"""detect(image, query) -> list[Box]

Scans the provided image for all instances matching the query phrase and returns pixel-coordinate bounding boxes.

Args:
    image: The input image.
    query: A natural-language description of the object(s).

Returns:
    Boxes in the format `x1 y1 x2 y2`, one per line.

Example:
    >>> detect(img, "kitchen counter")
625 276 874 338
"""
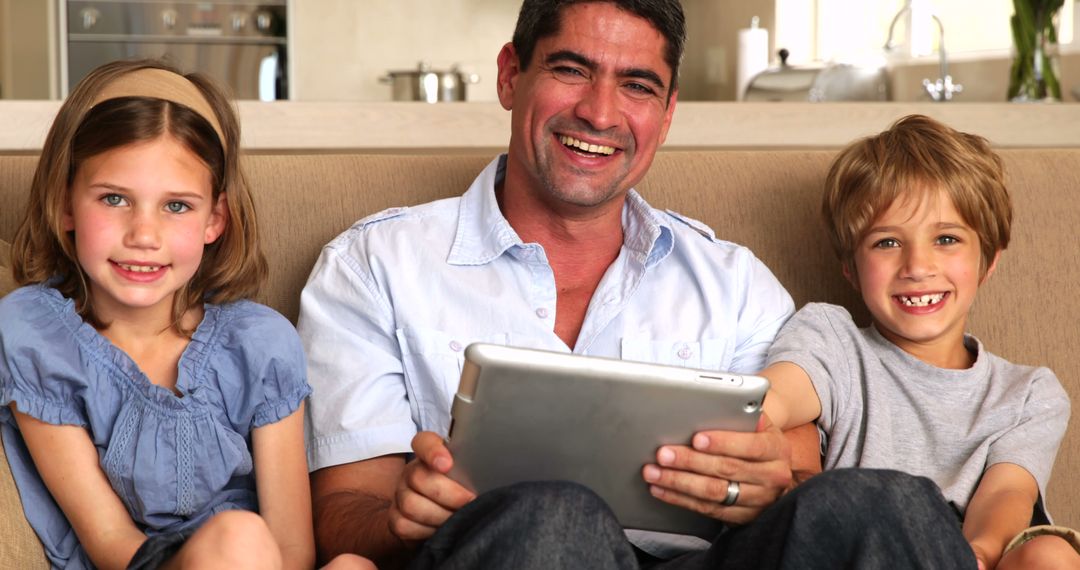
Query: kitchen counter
1 101 1077 152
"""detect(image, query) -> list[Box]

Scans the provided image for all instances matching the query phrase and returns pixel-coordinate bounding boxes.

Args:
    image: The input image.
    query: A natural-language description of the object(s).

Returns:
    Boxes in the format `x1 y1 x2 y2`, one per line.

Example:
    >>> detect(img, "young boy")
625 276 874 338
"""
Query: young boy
761 114 1079 570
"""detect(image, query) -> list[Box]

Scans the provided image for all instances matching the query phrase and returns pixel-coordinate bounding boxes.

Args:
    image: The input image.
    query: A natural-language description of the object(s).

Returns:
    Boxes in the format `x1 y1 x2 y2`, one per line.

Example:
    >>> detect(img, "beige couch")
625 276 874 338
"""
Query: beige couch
1 149 1077 567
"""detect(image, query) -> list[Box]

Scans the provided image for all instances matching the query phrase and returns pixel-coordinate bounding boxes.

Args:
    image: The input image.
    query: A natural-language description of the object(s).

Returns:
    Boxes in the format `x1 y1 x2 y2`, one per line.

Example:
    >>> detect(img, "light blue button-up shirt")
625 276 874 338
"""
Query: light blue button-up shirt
297 155 794 555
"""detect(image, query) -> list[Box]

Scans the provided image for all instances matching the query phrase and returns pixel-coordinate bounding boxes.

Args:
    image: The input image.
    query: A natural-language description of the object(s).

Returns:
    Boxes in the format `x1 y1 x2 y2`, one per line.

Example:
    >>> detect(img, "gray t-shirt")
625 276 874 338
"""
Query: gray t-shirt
767 303 1070 518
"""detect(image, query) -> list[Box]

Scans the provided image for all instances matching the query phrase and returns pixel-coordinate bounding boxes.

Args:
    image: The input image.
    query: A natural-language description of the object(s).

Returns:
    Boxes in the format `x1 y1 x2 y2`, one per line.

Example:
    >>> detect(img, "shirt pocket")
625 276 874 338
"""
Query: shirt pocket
620 337 732 371
395 327 508 435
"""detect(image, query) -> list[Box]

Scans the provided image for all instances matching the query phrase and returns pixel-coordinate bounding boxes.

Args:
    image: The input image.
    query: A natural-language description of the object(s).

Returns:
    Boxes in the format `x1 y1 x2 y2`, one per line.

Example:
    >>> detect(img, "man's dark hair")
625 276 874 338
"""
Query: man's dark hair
512 0 686 97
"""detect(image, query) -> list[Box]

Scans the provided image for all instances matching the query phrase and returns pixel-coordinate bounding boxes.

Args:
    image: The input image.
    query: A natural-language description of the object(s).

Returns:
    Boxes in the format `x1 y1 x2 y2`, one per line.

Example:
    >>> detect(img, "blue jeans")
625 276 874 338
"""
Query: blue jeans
410 469 977 570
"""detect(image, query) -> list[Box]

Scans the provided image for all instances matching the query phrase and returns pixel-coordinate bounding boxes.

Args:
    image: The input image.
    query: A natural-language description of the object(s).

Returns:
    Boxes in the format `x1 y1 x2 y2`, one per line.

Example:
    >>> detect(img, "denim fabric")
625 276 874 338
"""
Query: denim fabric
411 469 977 570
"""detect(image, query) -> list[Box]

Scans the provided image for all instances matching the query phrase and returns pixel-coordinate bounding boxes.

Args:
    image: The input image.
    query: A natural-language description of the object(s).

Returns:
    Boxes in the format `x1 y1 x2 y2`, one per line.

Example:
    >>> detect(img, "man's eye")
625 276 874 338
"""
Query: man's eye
551 66 588 83
165 201 191 214
625 82 658 97
102 194 125 207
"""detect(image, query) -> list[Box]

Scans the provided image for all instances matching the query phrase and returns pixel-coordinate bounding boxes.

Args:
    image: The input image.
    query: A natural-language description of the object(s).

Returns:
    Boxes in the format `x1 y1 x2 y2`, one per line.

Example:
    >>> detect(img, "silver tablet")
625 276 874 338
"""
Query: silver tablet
446 343 769 538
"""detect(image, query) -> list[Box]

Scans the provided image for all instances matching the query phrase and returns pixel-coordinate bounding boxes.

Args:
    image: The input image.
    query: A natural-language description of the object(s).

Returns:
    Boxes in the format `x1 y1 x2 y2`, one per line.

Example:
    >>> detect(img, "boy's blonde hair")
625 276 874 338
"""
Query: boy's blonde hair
11 59 267 333
822 114 1012 276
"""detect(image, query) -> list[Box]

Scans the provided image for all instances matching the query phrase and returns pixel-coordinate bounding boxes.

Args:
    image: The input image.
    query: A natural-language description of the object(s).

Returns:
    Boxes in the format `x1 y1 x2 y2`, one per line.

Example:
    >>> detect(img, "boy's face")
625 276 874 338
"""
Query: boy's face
846 190 999 368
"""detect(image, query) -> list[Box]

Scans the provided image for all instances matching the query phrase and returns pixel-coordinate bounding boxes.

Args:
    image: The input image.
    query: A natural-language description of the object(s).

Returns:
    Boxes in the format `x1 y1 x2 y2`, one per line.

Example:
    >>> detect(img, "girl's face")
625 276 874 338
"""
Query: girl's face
64 135 227 325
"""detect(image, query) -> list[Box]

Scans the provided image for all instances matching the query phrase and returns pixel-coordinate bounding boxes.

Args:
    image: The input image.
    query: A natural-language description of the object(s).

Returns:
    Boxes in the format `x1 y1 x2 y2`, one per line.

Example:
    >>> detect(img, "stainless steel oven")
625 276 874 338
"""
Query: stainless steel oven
61 0 288 100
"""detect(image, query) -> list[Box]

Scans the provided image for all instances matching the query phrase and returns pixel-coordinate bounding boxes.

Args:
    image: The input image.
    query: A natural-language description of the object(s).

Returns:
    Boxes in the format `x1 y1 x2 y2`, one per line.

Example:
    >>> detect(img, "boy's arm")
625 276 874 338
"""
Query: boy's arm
252 403 316 570
962 462 1039 570
11 408 146 570
760 361 822 431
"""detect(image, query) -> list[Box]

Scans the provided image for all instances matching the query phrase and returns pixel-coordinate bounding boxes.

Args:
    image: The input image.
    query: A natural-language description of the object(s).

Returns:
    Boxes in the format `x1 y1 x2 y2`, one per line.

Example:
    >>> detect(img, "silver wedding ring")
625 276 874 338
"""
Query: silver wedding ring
721 480 740 506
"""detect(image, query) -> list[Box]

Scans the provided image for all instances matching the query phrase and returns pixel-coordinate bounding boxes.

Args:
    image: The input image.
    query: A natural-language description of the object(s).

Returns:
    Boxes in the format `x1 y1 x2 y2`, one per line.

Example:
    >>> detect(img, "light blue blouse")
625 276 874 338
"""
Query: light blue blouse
0 284 311 569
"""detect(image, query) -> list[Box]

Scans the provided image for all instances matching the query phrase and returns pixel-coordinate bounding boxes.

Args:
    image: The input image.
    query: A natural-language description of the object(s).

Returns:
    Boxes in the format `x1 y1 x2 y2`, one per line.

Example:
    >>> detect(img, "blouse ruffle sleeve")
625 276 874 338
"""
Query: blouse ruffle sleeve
0 286 93 427
207 301 311 430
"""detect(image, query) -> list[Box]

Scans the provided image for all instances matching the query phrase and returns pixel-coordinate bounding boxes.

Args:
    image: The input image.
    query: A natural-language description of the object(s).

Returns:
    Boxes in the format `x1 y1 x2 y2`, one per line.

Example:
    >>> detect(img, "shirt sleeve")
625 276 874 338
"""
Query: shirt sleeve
765 303 856 432
297 235 417 471
728 249 796 374
0 287 91 427
986 366 1070 502
238 305 313 428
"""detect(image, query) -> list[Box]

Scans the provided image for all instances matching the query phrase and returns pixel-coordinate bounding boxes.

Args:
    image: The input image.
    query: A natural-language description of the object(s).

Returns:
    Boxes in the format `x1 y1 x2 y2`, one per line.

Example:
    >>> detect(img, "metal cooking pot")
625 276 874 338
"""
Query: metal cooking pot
743 49 888 102
380 62 480 102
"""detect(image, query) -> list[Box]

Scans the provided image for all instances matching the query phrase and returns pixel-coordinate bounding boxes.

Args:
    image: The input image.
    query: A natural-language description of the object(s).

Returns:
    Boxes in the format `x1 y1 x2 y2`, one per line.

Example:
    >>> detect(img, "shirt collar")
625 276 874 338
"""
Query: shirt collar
447 154 674 268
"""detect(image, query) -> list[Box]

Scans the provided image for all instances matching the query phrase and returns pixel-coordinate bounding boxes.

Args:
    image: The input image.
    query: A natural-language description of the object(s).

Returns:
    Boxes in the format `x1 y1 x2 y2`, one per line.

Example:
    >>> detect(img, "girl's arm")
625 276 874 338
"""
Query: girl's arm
759 361 822 430
963 463 1039 570
252 402 316 570
11 407 146 570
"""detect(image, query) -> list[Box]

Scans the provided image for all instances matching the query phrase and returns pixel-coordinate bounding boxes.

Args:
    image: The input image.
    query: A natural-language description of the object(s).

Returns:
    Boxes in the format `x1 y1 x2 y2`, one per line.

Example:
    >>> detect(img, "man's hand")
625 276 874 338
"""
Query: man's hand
641 413 793 524
387 431 477 542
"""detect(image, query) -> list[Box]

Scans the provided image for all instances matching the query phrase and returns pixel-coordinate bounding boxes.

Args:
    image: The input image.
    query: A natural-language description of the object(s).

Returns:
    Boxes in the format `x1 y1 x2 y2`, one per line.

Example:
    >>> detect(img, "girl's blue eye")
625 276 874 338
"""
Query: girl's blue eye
165 201 191 214
103 194 124 206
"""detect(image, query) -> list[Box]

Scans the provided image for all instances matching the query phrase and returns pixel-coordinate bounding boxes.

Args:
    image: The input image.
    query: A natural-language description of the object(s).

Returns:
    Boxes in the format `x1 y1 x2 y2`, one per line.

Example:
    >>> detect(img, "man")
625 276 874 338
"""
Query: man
298 1 978 568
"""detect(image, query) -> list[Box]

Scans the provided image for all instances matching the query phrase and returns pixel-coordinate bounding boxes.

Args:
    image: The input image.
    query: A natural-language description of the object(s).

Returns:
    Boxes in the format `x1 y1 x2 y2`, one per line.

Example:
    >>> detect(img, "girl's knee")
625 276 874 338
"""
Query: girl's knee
181 511 281 569
999 535 1080 570
321 553 377 570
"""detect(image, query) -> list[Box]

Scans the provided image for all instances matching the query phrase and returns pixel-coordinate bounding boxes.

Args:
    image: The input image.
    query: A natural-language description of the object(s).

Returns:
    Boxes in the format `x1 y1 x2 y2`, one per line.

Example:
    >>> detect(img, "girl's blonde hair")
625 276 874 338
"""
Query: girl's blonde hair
11 59 266 333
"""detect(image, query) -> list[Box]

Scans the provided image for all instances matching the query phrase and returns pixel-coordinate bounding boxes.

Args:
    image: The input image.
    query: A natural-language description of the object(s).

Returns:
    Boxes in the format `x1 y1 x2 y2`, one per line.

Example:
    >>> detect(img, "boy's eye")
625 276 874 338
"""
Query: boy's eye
102 194 127 207
873 238 900 249
936 235 960 245
165 201 191 214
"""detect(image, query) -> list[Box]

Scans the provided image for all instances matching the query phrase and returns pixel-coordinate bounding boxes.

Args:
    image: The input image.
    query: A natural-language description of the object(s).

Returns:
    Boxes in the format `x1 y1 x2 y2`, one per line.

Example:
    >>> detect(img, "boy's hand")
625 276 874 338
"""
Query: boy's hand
970 542 991 570
641 413 793 524
387 431 476 543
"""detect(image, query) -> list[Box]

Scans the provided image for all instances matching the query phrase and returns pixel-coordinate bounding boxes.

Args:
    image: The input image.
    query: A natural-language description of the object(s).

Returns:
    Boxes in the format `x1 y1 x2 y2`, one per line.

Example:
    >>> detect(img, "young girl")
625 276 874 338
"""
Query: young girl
0 60 371 570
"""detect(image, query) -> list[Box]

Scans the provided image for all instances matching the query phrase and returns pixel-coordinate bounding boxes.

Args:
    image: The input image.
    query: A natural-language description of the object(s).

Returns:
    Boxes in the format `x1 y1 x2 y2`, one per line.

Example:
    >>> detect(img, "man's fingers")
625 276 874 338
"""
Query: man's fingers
690 425 790 465
655 444 792 490
412 431 453 472
647 482 765 525
643 463 779 509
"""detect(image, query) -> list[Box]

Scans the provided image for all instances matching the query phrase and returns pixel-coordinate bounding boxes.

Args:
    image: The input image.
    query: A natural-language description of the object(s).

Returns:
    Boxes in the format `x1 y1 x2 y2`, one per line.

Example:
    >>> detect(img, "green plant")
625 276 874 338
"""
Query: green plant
1008 0 1064 100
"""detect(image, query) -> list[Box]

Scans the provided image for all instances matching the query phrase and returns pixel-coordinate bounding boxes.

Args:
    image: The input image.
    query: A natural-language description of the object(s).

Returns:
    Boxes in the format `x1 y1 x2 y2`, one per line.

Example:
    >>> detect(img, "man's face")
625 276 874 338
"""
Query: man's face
497 2 678 213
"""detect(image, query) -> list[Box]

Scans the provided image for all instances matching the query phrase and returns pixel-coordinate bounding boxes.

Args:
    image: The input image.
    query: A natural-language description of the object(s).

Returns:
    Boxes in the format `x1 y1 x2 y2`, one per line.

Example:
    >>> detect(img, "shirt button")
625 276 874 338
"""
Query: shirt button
449 340 463 352
677 346 693 360
535 308 549 319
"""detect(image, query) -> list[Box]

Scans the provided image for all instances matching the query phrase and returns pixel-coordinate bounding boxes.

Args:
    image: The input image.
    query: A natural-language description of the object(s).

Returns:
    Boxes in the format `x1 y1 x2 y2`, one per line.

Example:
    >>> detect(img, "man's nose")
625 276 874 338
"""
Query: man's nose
575 79 620 132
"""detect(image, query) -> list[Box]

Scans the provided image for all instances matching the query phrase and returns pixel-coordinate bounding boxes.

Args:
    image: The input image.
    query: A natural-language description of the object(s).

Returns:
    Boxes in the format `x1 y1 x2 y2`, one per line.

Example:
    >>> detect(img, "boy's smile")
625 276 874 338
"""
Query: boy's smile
847 190 998 369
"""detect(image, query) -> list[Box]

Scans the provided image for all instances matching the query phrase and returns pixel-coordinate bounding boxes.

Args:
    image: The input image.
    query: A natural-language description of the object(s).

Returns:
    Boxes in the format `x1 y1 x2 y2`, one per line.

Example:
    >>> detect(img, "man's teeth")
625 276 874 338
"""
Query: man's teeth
119 263 161 273
559 135 615 156
898 293 945 307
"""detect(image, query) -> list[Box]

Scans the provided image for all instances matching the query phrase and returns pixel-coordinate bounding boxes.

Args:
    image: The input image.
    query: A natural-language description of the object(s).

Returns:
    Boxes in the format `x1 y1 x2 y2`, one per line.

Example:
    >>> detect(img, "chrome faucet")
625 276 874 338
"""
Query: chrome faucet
884 2 963 102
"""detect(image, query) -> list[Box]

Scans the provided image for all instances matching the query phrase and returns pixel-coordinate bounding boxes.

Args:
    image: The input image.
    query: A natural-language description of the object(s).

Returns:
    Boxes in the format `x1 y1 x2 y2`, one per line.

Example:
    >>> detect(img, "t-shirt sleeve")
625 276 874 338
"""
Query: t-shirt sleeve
986 366 1070 501
217 303 312 428
0 287 90 427
765 303 856 432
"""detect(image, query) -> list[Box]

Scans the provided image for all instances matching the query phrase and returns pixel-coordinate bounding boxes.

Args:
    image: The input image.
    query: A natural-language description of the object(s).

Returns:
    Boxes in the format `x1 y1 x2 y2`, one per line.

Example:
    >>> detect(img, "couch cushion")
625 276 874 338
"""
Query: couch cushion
0 239 16 298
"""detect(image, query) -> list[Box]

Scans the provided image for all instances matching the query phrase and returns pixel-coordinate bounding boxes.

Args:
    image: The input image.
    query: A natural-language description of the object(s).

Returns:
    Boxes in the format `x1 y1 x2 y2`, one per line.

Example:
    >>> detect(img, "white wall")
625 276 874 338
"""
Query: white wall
291 0 518 102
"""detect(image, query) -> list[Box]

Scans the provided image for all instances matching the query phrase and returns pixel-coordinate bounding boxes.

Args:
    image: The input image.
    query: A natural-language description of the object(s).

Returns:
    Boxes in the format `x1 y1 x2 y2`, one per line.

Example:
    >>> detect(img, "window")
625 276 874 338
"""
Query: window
776 0 1076 65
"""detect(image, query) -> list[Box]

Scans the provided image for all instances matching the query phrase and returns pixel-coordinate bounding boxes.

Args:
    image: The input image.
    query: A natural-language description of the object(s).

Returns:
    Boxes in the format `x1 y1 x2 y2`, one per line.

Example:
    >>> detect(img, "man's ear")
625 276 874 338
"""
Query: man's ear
204 194 229 244
842 261 860 291
658 88 678 146
980 249 1003 284
496 42 520 111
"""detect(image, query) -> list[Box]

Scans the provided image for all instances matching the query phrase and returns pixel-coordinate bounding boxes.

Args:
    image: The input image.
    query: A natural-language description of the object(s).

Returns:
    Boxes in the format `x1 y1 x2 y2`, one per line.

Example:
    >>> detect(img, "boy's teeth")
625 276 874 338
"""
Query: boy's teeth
559 135 615 156
898 293 945 307
119 263 161 273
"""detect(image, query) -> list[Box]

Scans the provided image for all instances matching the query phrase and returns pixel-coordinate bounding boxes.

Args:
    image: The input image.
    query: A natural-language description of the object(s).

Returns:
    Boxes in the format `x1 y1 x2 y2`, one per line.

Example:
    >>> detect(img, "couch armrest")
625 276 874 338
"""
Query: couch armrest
0 433 49 568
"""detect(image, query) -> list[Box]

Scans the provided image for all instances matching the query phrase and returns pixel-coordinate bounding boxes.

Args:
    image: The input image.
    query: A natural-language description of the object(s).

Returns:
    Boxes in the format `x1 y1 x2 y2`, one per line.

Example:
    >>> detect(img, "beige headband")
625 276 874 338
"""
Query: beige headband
90 67 226 145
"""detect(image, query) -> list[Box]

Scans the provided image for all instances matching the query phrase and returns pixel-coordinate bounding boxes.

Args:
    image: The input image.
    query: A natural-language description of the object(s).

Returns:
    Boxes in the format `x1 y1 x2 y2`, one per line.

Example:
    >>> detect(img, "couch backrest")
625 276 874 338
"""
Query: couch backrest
1 149 1077 529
